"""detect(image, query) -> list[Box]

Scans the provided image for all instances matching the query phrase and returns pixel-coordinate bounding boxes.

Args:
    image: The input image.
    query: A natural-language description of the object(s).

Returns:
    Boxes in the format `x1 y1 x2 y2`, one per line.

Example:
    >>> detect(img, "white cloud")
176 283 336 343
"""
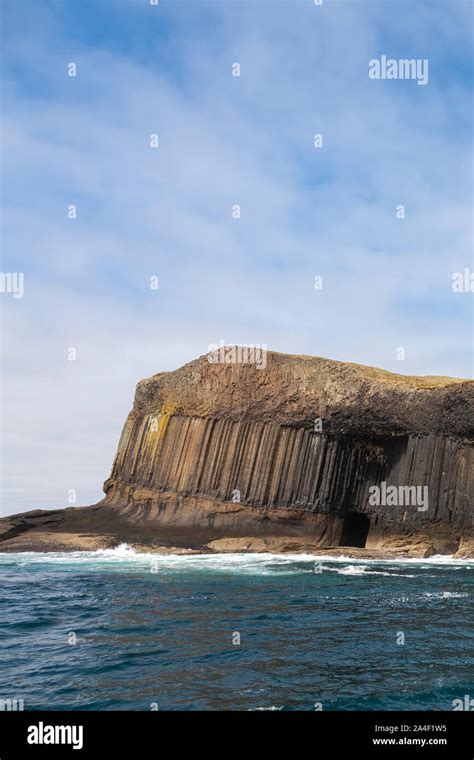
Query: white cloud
1 0 472 514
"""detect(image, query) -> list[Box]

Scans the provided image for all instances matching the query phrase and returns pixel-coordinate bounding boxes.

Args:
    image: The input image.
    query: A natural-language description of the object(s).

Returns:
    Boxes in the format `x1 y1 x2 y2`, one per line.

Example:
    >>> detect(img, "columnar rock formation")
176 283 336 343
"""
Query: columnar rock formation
102 351 473 553
1 350 472 555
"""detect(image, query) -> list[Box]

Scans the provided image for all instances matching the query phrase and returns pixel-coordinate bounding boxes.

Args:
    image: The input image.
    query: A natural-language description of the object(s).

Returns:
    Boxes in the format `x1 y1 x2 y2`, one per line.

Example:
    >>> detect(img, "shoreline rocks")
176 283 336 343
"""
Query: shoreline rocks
1 350 472 557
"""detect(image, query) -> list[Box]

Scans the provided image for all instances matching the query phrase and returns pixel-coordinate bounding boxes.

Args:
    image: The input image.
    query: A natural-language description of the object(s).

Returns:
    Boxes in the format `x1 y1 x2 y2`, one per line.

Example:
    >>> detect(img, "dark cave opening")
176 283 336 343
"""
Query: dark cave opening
340 512 370 548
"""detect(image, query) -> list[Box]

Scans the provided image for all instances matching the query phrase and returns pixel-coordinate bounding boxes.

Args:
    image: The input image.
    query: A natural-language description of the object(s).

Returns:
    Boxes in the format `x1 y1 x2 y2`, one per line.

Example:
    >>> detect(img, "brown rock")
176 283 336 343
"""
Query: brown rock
1 350 472 556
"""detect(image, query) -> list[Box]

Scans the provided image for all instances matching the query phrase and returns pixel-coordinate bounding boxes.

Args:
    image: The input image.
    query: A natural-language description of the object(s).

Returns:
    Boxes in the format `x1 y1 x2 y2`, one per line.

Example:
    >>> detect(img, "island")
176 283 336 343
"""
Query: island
1 350 472 557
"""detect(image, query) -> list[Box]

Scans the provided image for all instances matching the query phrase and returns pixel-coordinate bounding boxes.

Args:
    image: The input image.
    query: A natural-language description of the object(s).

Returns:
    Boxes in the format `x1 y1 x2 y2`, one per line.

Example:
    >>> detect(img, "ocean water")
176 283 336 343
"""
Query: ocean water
0 545 472 711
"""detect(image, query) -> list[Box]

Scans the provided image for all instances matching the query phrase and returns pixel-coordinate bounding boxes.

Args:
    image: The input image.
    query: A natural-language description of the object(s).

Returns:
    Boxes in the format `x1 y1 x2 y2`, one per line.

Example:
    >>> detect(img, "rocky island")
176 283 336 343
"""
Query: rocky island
1 350 472 557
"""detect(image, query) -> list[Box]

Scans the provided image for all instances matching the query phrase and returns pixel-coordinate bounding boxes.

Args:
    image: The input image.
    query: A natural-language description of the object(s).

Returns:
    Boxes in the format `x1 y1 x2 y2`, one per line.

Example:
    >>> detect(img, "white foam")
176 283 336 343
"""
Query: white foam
422 591 468 599
326 564 416 577
308 553 473 567
332 564 368 575
0 544 472 576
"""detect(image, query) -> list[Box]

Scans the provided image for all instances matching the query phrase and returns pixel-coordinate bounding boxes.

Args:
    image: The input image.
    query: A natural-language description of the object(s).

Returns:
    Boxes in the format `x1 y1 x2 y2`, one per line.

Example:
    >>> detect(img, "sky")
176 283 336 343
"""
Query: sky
1 0 472 515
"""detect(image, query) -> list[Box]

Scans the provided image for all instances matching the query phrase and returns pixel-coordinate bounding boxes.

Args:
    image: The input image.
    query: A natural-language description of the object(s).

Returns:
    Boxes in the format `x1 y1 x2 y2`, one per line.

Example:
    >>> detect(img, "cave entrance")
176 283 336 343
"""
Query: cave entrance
340 513 370 548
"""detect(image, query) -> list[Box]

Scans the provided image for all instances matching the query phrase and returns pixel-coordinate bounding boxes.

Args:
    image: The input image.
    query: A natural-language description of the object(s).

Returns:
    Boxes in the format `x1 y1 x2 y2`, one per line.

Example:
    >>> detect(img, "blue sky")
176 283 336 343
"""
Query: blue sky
1 0 472 514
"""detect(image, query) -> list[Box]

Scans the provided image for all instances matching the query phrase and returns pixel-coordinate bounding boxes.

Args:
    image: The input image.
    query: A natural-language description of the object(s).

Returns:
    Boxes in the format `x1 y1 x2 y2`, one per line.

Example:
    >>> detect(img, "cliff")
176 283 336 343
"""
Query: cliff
1 350 473 556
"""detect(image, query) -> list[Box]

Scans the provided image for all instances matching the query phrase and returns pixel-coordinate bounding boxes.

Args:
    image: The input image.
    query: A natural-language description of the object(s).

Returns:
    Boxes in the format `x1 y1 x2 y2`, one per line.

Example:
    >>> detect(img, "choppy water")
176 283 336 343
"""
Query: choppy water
0 545 472 710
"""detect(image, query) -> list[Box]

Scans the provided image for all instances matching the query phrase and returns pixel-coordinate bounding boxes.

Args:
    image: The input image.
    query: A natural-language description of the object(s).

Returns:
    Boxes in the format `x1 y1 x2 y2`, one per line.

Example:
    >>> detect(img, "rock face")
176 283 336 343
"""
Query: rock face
1 350 473 555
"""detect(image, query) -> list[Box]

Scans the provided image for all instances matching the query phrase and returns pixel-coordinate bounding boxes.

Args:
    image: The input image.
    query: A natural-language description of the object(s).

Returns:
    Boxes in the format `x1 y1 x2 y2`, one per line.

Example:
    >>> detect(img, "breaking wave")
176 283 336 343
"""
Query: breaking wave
0 543 472 577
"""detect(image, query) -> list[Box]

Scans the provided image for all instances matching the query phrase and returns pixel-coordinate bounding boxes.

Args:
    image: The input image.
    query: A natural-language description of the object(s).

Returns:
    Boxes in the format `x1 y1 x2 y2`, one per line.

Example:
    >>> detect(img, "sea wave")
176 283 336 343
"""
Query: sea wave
422 591 469 599
326 564 416 577
0 543 472 577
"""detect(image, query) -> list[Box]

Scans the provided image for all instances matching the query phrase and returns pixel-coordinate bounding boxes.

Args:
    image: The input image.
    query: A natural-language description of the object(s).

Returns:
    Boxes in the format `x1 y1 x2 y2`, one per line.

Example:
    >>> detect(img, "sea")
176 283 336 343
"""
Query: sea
0 546 472 711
